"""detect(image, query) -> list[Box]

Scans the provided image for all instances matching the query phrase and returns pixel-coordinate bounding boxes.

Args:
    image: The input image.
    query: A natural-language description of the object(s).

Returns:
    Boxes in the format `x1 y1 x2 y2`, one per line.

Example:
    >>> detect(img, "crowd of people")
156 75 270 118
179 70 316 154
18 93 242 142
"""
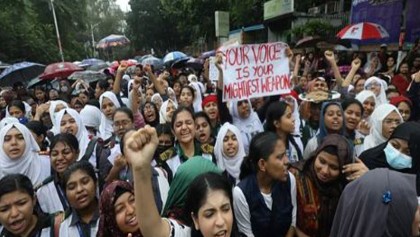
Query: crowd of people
0 43 420 237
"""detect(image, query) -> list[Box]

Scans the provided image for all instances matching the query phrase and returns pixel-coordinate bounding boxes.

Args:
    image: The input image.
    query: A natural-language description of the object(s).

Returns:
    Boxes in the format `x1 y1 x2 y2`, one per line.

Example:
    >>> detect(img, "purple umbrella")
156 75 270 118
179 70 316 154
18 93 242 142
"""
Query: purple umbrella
96 34 130 49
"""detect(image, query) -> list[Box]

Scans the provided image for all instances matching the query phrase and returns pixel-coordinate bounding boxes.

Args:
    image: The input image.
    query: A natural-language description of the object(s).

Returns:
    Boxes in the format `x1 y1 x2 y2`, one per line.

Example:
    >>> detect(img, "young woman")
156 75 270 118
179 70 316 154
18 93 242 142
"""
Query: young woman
266 101 303 163
341 99 365 157
290 134 353 237
70 97 84 113
7 100 31 122
99 91 122 140
234 132 296 237
194 112 215 146
142 101 160 127
34 86 48 104
151 93 163 111
154 124 175 164
0 174 57 237
159 99 177 124
392 62 411 96
179 86 195 111
0 122 50 185
97 180 141 237
60 161 99 236
36 133 79 214
355 90 377 125
303 102 345 159
390 95 413 122
363 104 403 151
172 79 182 102
229 99 264 154
201 94 219 129
330 168 419 237
189 82 203 112
364 76 387 106
123 126 238 237
163 107 214 178
214 122 245 185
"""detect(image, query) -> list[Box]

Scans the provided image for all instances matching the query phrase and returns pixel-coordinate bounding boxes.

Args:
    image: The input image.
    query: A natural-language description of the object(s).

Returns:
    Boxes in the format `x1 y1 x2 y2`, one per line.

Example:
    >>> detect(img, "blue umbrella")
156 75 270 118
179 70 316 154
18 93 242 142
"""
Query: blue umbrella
0 61 45 87
81 58 105 67
141 56 163 70
96 34 130 49
163 51 188 65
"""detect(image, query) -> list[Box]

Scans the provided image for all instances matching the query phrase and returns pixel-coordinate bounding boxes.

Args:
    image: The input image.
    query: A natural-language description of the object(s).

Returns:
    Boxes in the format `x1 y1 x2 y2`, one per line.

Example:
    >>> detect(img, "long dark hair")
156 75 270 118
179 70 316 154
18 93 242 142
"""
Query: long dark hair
185 172 240 237
61 161 97 191
240 132 279 180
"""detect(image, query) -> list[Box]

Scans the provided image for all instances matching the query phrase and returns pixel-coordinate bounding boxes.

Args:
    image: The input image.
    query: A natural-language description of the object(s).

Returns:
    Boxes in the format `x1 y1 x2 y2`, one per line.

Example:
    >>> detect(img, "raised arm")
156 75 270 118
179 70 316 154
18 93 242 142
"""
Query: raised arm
342 58 361 88
145 65 166 96
113 63 128 95
124 126 171 237
324 50 343 86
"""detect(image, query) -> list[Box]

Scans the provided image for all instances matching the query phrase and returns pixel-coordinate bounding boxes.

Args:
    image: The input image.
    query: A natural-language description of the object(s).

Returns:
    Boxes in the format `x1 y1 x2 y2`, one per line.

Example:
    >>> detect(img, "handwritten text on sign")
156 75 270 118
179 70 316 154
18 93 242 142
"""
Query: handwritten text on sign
220 42 290 101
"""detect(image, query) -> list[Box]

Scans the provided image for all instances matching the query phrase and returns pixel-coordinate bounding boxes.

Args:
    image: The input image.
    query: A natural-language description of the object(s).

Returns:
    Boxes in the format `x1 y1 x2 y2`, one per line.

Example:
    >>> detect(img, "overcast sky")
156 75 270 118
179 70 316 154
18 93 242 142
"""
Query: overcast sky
116 0 131 12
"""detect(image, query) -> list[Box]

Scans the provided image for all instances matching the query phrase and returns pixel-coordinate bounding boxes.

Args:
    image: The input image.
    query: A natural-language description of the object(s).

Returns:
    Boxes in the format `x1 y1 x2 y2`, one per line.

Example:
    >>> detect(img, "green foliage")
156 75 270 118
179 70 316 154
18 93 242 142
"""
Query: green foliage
291 20 336 39
0 0 126 63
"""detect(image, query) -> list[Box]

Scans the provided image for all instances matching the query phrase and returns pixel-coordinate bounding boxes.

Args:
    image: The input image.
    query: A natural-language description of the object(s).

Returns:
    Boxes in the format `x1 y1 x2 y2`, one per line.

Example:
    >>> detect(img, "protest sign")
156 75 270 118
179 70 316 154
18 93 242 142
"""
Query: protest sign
219 42 291 101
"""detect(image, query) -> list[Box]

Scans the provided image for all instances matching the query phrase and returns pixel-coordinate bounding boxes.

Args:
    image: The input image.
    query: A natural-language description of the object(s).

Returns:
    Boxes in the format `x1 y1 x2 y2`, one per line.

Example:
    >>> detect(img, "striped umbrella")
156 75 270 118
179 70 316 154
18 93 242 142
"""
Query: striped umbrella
336 22 389 40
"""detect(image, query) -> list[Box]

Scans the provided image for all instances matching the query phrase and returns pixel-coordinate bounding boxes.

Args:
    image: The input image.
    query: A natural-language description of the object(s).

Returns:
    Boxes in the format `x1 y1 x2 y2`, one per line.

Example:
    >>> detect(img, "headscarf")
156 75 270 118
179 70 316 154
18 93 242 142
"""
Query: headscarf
229 100 264 153
151 93 163 108
0 117 19 130
360 122 420 175
390 96 412 120
202 94 217 109
0 123 44 185
363 104 402 151
159 99 178 124
317 102 345 143
162 157 221 223
214 123 245 184
189 82 203 112
330 168 417 237
54 108 90 160
99 91 121 140
355 90 377 107
292 134 353 237
49 100 69 129
364 76 387 106
5 102 32 119
97 181 141 237
80 105 102 131
167 87 177 104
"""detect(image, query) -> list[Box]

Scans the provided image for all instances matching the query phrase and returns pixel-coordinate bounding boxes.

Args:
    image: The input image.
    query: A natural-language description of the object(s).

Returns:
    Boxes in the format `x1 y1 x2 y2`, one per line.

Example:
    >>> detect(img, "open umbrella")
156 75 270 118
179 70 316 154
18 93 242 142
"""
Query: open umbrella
0 61 45 87
337 22 389 40
39 62 83 80
87 62 109 71
142 56 163 70
81 58 105 67
163 51 188 66
96 34 130 49
185 57 204 70
199 50 215 60
68 70 107 83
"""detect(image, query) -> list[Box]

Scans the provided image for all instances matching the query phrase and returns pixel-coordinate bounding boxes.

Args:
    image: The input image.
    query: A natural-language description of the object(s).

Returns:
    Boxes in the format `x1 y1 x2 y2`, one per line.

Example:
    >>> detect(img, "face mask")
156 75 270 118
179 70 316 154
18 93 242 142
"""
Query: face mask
18 117 29 125
384 142 412 169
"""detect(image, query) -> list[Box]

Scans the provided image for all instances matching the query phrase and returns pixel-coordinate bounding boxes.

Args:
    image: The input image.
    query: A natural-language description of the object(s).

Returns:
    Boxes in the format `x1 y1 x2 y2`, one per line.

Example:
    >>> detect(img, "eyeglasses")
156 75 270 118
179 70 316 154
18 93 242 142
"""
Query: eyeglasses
383 119 401 125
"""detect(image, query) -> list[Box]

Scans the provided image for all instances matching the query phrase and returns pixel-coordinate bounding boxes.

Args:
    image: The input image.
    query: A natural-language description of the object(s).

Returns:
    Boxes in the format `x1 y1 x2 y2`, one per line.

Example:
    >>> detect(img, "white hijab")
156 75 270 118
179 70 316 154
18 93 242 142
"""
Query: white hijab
99 91 121 140
0 117 19 130
356 90 377 124
0 123 45 185
363 104 402 151
49 100 69 130
229 99 264 153
54 108 90 161
80 105 101 132
364 77 387 106
214 123 245 184
189 82 203 112
159 99 178 124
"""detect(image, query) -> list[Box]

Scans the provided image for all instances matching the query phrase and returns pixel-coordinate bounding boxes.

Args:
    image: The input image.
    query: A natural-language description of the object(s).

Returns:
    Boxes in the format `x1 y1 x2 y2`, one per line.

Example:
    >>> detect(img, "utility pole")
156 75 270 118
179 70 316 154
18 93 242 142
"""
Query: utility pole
50 0 65 62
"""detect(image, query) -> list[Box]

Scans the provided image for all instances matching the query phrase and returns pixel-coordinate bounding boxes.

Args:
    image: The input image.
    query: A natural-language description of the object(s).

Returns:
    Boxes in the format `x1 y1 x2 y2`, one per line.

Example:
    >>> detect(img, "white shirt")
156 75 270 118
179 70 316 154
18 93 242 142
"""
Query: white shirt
59 213 99 237
233 172 297 237
164 218 191 237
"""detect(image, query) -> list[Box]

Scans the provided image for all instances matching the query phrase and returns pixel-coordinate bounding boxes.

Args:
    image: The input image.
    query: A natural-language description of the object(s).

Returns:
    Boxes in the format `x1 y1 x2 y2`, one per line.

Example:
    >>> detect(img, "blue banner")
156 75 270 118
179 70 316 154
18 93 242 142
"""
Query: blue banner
406 0 420 43
351 0 403 44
